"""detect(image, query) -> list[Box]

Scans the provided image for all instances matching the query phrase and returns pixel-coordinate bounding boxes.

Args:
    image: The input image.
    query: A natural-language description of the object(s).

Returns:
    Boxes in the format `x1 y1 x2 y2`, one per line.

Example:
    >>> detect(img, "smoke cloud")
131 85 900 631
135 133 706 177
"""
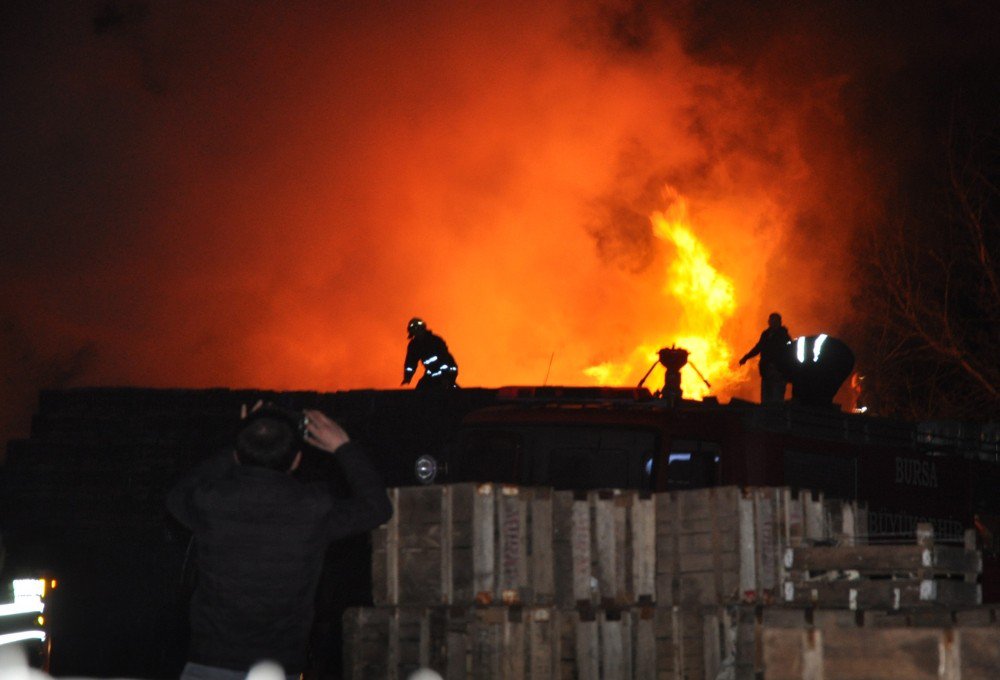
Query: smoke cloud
1 1 995 446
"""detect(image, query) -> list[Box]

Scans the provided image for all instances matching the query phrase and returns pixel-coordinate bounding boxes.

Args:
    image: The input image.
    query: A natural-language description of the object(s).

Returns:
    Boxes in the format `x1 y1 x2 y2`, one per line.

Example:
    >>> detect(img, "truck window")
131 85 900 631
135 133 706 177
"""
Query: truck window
456 429 522 484
538 426 657 490
457 424 657 490
665 440 720 490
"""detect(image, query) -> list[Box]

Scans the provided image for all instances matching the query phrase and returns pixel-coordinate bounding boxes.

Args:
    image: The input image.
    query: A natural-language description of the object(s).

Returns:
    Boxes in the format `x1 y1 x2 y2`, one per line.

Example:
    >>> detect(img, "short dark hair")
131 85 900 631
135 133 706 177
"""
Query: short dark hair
236 416 297 470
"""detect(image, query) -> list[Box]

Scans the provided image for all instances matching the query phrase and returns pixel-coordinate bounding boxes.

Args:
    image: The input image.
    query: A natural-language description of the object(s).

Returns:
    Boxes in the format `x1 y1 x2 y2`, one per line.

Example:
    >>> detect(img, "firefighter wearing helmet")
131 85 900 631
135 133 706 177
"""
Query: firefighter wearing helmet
402 317 459 390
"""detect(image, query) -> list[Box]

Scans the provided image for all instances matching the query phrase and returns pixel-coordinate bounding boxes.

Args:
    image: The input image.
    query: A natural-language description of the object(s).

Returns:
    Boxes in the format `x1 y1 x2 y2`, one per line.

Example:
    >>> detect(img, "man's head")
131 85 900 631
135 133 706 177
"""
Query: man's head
236 414 300 471
768 312 782 328
407 317 427 339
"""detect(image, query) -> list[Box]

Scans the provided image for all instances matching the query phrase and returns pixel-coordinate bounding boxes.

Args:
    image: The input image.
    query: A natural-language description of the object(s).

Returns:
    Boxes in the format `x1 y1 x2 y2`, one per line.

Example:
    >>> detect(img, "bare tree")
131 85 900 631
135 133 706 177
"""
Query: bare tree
855 125 1000 420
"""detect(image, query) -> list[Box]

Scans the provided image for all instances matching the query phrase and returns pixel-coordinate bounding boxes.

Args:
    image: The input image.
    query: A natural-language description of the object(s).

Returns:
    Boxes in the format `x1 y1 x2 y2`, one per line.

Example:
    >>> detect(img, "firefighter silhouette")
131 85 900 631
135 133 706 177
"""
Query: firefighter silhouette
739 312 792 404
402 317 459 390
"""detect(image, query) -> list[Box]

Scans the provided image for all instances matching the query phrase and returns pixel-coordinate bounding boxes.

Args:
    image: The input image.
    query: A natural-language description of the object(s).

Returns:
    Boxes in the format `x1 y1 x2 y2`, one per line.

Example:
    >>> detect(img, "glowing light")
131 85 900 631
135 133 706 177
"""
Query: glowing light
13 579 45 600
796 337 806 363
0 630 46 646
813 333 828 361
0 601 44 617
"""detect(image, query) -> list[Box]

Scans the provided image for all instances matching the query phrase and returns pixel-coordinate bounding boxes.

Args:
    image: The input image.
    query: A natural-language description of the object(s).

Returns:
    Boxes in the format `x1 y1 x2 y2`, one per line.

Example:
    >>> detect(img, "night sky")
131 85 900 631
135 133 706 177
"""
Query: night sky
2 1 998 447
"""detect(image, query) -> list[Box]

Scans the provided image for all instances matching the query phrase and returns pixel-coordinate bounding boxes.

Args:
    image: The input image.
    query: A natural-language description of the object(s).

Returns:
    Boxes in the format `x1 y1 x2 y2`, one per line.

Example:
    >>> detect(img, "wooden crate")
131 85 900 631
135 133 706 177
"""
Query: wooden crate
552 489 656 608
344 605 699 680
702 604 1000 680
448 606 559 680
782 523 982 609
373 484 555 606
344 605 558 680
655 487 857 607
762 627 1000 679
342 606 447 680
375 484 863 609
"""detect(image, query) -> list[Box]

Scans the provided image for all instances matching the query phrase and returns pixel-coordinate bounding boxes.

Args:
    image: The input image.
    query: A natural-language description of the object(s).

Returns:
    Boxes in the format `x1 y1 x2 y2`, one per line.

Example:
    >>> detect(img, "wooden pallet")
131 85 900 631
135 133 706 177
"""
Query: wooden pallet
763 627 1000 679
656 486 864 606
782 523 982 609
552 489 656 608
375 483 868 610
372 484 556 606
374 484 660 608
706 604 1000 680
345 605 720 680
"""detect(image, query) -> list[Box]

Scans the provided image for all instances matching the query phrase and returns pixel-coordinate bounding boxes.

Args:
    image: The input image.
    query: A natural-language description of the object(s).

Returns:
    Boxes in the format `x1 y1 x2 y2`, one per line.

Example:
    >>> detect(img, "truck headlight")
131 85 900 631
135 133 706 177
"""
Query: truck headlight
415 455 438 484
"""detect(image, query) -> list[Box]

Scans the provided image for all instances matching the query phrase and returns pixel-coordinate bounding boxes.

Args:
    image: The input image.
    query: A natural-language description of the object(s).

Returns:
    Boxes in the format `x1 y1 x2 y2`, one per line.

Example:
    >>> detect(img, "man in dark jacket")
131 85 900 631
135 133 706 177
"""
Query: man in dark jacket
739 312 793 404
401 317 458 390
167 406 392 679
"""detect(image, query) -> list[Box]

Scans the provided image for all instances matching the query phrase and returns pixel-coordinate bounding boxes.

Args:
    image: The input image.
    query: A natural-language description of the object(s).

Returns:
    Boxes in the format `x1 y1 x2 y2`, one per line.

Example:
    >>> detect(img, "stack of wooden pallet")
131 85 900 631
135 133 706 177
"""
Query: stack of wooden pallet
348 483 869 679
781 522 982 610
344 484 978 680
700 604 1000 679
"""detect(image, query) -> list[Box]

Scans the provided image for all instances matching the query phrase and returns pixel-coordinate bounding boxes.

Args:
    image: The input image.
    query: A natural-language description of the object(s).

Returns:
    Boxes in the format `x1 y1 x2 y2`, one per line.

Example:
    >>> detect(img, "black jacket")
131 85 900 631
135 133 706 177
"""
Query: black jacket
743 325 792 375
403 331 457 380
166 443 392 673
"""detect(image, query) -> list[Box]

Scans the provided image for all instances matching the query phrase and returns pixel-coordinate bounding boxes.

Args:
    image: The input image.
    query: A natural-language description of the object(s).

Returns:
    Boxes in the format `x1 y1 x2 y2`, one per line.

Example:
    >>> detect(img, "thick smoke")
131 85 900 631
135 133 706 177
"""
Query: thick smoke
1 1 995 447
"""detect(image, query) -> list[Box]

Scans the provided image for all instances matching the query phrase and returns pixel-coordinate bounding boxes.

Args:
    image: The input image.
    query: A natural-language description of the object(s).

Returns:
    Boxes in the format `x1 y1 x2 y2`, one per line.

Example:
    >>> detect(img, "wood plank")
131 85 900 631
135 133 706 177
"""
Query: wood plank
501 607 525 680
738 495 756 601
803 490 826 542
763 628 950 680
783 576 981 610
473 483 496 605
920 579 982 607
529 488 556 606
552 490 577 609
571 494 594 606
634 606 657 679
498 485 527 605
631 493 656 603
754 488 780 595
786 544 981 575
599 609 629 680
822 628 944 680
527 608 557 680
441 486 454 605
445 607 472 680
595 490 623 607
574 610 600 680
961 628 1000 677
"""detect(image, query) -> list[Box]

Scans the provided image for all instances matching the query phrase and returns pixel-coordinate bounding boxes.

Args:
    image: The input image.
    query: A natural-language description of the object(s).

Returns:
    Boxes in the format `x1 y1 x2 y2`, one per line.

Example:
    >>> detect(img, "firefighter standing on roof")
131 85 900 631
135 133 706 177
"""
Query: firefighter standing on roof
739 312 792 404
402 317 459 390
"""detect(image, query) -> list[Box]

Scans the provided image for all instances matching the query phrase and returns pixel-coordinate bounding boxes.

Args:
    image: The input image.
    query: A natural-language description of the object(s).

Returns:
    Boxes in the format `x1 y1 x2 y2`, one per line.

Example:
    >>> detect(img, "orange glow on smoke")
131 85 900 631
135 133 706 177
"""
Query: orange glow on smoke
0 2 890 450
584 188 739 399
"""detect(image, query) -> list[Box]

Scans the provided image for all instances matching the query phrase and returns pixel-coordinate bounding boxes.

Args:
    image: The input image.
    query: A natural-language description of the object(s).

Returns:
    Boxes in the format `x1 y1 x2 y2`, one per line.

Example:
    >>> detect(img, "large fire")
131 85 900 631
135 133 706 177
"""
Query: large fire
584 188 740 399
1 2 890 447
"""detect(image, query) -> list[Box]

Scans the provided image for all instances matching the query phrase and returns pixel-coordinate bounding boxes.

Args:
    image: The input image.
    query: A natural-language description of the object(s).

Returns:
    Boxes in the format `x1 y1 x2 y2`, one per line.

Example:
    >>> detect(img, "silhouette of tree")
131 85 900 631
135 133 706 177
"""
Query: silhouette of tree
855 121 1000 420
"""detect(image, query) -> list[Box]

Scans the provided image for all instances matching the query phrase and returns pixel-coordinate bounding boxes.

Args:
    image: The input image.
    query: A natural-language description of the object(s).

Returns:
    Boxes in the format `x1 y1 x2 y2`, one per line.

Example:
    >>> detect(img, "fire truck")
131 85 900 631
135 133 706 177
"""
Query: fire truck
386 338 1000 602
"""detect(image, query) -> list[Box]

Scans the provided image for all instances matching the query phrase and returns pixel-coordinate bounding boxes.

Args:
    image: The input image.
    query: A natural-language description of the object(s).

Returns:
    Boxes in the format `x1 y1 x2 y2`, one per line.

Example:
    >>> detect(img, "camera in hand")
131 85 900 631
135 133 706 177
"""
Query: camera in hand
242 403 308 444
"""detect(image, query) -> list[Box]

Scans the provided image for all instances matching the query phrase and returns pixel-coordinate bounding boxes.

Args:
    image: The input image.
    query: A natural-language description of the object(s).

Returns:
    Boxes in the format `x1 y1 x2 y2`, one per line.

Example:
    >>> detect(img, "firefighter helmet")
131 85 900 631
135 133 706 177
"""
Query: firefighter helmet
407 317 426 338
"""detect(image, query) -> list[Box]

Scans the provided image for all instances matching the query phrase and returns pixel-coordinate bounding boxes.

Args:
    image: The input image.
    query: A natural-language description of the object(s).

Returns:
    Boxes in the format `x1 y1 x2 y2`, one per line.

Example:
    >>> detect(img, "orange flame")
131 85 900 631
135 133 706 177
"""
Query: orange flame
584 188 739 399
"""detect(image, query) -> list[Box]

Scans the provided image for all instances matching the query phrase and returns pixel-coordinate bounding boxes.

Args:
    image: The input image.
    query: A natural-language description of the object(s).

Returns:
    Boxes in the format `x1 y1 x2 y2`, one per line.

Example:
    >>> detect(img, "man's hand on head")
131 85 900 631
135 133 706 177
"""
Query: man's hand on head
303 409 350 453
